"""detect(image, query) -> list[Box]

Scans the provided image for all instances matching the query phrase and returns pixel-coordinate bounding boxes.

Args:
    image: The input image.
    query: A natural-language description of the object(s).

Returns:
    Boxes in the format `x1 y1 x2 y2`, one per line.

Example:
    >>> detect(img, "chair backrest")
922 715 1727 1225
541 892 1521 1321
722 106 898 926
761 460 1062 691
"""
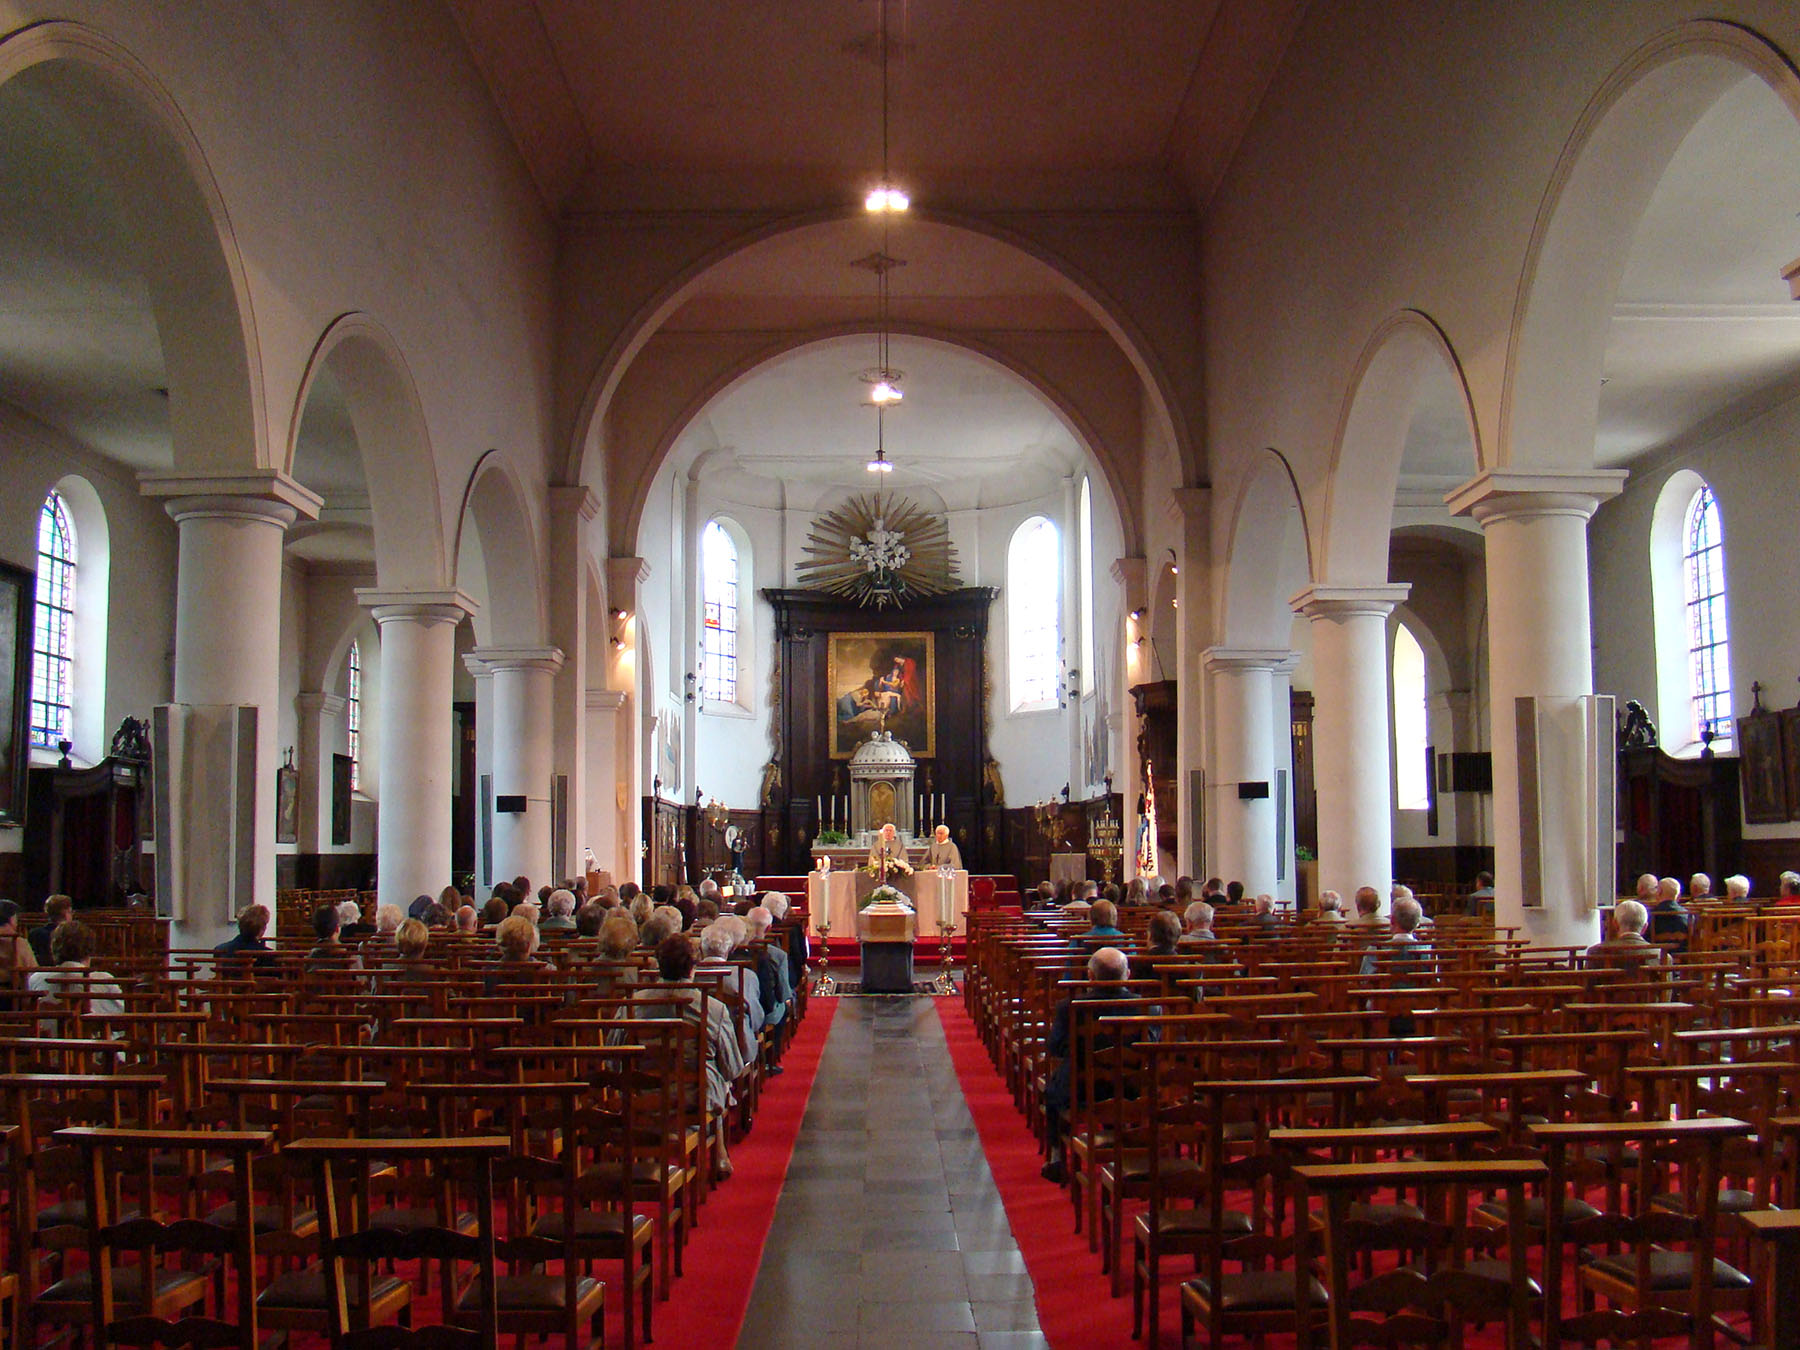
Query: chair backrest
59 1125 273 1350
1294 1157 1545 1349
284 1135 508 1350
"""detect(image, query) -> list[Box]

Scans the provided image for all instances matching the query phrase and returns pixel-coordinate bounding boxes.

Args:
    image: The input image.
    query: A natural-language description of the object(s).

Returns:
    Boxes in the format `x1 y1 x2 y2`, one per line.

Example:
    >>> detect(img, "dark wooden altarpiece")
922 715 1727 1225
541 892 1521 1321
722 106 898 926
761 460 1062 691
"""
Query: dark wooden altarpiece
763 587 997 876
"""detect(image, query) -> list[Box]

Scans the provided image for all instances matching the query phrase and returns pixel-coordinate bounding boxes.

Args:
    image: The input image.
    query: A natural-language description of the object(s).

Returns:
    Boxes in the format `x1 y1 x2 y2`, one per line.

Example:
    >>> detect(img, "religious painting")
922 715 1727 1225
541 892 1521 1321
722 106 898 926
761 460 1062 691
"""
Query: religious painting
0 561 31 827
1738 709 1787 825
331 753 354 846
828 630 935 759
1781 708 1800 822
275 756 299 845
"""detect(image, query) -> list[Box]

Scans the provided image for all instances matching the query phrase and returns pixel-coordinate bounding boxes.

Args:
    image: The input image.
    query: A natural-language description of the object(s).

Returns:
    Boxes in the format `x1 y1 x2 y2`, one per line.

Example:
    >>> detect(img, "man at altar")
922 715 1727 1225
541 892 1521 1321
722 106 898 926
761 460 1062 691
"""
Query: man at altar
866 822 914 878
923 824 962 871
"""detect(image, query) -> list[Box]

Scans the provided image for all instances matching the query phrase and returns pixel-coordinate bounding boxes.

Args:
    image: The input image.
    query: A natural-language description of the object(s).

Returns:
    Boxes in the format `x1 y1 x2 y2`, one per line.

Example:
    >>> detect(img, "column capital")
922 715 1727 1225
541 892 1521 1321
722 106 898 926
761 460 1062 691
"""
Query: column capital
606 556 650 615
1111 556 1146 611
1290 583 1410 620
356 588 477 627
1444 468 1626 525
1203 646 1296 675
140 469 323 528
587 688 628 713
548 484 600 523
469 644 565 676
295 690 348 718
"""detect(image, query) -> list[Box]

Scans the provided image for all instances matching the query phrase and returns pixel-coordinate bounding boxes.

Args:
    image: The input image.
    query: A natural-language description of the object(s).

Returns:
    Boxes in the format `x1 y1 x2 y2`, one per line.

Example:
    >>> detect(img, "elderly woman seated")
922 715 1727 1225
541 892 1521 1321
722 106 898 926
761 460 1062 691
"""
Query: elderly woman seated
696 915 763 1041
29 920 125 1033
483 913 549 993
625 934 748 1177
591 914 644 996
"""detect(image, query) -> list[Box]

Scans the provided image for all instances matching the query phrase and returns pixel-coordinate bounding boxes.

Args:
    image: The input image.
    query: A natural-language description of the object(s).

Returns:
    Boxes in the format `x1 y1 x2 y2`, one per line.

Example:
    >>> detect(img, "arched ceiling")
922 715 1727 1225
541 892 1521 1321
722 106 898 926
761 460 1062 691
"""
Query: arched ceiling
671 333 1086 513
449 0 1307 215
1597 73 1800 466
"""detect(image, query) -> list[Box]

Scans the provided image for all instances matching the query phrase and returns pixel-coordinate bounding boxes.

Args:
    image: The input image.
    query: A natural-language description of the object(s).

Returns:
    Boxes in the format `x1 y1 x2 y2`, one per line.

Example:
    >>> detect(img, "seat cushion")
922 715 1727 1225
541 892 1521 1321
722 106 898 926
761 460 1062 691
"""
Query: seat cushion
1584 1250 1752 1292
458 1274 603 1313
36 1200 141 1230
205 1202 317 1236
530 1211 654 1245
1475 1195 1600 1227
41 1267 209 1308
1183 1269 1329 1313
257 1270 410 1310
1137 1207 1254 1239
1649 1189 1760 1216
369 1206 476 1234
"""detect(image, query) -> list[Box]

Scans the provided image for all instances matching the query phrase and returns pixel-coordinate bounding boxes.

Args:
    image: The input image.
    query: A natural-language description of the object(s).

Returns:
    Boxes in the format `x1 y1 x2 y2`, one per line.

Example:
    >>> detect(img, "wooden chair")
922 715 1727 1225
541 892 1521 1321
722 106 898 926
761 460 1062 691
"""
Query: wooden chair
285 1135 507 1350
58 1125 273 1350
1293 1157 1544 1349
1530 1116 1752 1349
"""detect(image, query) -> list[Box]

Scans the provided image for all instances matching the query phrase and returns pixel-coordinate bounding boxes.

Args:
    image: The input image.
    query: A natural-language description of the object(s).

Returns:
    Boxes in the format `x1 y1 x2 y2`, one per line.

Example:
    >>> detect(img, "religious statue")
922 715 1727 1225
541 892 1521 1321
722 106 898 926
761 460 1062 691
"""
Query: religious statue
982 755 1005 806
758 757 782 808
1618 700 1658 750
110 716 151 762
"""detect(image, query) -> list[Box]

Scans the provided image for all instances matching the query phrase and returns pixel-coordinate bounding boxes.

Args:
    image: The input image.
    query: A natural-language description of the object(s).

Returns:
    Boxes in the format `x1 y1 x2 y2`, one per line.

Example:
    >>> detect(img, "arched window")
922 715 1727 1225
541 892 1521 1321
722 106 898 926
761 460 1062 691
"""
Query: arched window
1683 484 1732 746
346 641 363 791
1392 623 1429 811
1077 477 1095 696
1008 515 1061 711
700 519 740 705
30 491 76 749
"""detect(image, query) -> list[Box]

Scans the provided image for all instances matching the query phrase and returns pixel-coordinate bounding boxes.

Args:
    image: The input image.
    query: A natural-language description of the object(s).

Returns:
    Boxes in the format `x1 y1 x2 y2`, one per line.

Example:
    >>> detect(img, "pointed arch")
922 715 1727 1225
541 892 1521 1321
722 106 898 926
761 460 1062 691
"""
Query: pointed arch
454 451 547 646
1220 447 1313 650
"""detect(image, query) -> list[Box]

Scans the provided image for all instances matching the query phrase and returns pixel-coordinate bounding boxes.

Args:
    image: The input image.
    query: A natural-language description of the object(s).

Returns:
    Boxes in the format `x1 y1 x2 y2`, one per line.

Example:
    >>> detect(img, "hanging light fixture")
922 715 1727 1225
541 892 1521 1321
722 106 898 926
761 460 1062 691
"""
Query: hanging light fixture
866 403 895 474
864 0 908 214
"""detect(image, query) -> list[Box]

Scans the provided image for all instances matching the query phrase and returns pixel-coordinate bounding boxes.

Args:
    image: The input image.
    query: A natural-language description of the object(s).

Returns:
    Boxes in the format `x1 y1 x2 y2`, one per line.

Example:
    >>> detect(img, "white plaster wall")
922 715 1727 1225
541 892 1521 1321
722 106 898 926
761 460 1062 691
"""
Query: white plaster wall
0 401 178 854
1590 390 1800 846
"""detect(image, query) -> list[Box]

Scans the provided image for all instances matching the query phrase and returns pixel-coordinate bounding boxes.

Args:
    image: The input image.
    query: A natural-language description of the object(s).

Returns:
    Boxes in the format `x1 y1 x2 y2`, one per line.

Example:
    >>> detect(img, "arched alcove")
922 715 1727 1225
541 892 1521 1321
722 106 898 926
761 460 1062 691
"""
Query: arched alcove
1504 21 1800 470
0 22 264 474
454 452 547 647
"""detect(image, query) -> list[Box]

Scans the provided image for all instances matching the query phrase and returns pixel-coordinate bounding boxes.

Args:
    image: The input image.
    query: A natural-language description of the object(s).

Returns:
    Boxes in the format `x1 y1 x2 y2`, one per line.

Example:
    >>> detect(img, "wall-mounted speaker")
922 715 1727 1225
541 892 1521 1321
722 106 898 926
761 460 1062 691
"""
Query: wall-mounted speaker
495 794 527 814
1237 781 1270 800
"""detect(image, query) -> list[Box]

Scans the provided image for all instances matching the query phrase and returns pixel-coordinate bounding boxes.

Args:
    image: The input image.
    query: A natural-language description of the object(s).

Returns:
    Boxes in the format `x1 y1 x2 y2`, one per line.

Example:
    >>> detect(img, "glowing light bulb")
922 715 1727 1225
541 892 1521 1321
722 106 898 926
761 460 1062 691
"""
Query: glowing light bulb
870 380 903 404
865 184 910 212
866 455 895 474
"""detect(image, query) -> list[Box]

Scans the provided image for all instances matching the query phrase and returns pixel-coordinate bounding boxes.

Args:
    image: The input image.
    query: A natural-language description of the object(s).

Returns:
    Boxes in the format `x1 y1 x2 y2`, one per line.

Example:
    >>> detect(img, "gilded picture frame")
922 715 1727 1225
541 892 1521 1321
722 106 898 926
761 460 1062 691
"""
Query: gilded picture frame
828 630 935 759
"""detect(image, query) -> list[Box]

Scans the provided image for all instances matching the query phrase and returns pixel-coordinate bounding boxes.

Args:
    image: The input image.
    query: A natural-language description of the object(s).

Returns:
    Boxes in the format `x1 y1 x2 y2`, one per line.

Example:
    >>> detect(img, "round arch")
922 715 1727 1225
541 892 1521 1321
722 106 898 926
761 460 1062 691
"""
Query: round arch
0 21 265 472
567 207 1190 518
1503 20 1800 469
454 451 547 647
616 323 1138 557
1320 311 1480 587
1219 447 1314 650
287 314 448 590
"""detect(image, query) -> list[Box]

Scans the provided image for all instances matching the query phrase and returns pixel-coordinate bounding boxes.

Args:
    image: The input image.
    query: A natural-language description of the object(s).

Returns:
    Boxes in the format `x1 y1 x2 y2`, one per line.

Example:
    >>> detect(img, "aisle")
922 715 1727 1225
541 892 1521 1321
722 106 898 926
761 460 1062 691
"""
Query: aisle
739 996 1046 1349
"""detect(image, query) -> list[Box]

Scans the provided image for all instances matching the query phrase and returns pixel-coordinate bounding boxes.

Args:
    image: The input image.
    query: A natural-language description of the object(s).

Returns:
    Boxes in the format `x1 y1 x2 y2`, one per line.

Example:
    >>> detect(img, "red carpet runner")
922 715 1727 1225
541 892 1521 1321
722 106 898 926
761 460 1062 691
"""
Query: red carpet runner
936 995 1147 1349
655 997 838 1347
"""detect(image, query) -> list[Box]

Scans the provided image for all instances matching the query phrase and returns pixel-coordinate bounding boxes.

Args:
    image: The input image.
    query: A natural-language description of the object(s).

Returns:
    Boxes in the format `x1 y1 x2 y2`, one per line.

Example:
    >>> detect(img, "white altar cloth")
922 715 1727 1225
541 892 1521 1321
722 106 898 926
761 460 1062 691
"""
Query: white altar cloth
806 868 967 938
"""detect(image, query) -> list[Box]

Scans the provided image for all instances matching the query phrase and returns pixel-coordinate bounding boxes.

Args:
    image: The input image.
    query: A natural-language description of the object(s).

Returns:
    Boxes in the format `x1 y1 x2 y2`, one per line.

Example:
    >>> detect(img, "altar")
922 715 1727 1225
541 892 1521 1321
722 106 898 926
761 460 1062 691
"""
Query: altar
806 864 968 938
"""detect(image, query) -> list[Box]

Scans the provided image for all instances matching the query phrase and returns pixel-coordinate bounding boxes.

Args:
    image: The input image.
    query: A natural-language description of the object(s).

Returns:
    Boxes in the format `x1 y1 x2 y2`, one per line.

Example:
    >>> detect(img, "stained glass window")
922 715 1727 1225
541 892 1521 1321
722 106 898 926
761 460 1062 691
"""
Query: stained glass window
1683 484 1731 746
1392 624 1429 810
347 641 363 791
30 492 76 750
701 520 739 704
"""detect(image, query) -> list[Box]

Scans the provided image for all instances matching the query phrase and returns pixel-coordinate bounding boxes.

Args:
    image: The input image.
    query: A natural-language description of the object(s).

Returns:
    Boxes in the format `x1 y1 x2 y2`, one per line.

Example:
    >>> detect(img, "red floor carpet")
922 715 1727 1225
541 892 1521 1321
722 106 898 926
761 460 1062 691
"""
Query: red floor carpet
936 996 1152 1349
653 997 838 1347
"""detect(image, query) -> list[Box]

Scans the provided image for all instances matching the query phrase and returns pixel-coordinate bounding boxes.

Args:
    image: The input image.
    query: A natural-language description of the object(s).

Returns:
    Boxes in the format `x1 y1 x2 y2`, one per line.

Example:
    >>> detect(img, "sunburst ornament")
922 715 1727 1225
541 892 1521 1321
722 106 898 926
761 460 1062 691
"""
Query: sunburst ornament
798 491 959 609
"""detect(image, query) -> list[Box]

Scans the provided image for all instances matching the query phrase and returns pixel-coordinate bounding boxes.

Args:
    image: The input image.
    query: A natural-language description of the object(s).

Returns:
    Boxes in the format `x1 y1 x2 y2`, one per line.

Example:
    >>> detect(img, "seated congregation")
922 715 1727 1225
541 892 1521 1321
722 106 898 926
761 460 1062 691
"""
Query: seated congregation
0 875 812 1350
958 865 1800 1347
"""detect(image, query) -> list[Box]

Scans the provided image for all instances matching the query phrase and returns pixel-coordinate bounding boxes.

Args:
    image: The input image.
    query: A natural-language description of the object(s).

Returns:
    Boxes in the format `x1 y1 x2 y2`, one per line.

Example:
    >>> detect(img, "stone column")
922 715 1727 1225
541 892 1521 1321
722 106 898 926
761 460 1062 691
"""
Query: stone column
547 486 598 882
141 471 320 942
607 557 650 881
1291 584 1410 911
356 590 474 911
463 656 495 890
293 690 346 854
470 646 565 890
1113 556 1148 878
1171 488 1212 876
1205 649 1289 896
1447 469 1624 946
586 689 628 881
